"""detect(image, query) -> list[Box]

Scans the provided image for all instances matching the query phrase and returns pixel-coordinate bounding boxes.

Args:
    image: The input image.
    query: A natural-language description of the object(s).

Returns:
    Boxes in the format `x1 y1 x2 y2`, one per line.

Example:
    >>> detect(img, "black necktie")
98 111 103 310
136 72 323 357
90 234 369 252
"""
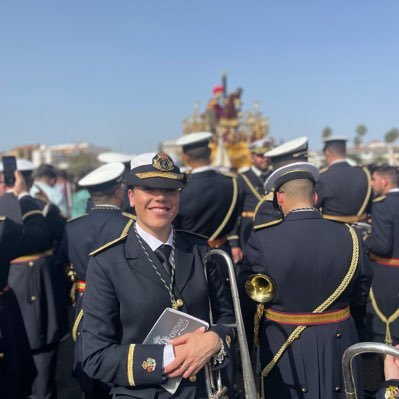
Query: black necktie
154 245 172 276
261 172 269 182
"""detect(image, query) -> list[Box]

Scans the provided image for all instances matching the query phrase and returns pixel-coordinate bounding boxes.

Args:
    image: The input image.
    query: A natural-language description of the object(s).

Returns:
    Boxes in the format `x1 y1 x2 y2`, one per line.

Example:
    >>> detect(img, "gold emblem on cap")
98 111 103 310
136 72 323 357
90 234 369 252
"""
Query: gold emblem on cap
153 152 174 172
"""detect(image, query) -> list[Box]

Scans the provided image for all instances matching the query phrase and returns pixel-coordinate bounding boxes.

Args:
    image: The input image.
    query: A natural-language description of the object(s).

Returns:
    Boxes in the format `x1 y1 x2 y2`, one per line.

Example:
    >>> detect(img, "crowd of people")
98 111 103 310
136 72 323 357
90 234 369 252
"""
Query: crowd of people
1 132 399 399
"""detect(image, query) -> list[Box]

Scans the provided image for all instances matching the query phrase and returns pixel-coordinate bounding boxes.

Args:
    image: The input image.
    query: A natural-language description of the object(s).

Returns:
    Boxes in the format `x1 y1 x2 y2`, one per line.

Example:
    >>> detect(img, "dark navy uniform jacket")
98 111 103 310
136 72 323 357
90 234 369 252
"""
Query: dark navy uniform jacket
0 197 52 399
56 207 134 285
55 206 134 393
230 168 267 249
81 228 234 399
241 210 371 399
365 192 399 344
8 196 69 351
315 161 371 218
173 170 240 247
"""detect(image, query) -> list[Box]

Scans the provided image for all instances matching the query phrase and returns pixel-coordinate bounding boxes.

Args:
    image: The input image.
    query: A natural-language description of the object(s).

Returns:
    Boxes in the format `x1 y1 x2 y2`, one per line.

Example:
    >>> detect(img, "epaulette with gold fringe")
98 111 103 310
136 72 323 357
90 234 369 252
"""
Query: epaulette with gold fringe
90 219 133 256
373 195 386 203
174 229 208 240
253 218 283 231
67 213 88 223
122 212 137 220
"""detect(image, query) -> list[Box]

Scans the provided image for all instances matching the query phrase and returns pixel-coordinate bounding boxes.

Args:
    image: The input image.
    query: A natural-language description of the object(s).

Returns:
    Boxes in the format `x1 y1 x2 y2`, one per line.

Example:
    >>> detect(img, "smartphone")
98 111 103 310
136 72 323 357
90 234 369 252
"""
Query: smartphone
2 156 17 186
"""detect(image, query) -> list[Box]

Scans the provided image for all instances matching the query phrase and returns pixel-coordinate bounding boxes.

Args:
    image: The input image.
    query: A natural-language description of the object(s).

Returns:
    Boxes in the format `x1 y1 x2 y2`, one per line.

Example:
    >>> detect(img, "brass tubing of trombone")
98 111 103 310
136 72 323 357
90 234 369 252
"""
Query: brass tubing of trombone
204 249 258 399
342 342 399 399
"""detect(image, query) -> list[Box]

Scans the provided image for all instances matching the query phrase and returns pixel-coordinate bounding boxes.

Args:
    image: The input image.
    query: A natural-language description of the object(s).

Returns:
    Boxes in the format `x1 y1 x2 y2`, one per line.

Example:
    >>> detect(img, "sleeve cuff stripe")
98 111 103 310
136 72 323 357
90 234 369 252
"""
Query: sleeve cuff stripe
127 344 136 386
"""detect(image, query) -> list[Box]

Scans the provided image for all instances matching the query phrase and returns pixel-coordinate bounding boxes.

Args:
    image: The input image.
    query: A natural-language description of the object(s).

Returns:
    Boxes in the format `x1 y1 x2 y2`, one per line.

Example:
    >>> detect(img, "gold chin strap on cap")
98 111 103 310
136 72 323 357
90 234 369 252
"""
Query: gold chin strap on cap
369 287 399 345
259 224 359 399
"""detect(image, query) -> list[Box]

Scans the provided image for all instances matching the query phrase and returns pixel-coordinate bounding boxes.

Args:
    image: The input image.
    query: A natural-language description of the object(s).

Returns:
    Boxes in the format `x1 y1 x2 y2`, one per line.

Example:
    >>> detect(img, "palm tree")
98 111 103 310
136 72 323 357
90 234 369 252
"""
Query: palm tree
354 124 367 147
322 126 332 140
384 128 399 145
384 128 399 165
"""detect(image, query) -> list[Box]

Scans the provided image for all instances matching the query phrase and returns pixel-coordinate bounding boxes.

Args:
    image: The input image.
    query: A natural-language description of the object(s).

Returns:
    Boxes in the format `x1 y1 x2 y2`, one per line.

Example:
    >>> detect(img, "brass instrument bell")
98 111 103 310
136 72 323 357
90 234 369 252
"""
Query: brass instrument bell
245 273 275 303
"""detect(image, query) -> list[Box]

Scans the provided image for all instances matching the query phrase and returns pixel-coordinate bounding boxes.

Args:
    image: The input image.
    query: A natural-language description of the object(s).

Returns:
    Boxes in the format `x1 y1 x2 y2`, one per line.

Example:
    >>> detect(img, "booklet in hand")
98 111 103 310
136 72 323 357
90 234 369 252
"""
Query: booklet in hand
144 308 209 394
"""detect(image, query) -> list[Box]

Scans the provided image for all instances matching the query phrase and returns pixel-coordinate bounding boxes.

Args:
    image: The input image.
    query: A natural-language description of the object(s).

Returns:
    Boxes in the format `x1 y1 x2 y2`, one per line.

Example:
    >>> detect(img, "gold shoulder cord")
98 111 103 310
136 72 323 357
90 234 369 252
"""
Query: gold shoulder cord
259 224 359 398
357 167 372 217
240 173 262 202
253 192 274 223
208 177 238 242
72 309 84 342
369 287 399 345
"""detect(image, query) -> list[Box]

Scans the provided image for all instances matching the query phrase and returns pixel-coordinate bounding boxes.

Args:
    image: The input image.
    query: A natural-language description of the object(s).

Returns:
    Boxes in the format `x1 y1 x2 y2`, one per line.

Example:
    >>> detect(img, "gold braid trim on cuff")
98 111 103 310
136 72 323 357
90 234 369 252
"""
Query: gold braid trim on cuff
127 344 136 386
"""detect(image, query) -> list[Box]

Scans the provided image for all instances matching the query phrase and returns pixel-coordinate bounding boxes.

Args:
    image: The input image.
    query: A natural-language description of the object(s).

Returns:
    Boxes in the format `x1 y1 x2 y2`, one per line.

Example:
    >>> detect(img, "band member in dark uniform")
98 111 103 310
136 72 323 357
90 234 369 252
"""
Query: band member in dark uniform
56 162 135 399
81 152 234 399
229 138 272 352
241 162 371 399
173 132 240 253
359 165 399 395
316 136 372 223
231 138 272 259
3 159 68 399
253 136 309 227
0 170 53 399
365 164 399 345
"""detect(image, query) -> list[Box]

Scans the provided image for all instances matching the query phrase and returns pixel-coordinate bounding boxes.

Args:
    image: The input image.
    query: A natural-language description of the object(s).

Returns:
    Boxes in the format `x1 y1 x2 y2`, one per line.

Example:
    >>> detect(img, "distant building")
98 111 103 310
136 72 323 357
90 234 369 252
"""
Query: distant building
347 140 399 165
3 142 109 170
311 140 399 167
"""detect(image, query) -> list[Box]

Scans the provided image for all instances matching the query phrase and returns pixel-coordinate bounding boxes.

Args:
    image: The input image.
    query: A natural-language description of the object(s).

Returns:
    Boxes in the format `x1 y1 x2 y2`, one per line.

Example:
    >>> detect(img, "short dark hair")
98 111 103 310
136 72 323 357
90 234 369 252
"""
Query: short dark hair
185 146 211 162
34 164 58 179
89 183 122 204
374 164 399 186
324 142 346 157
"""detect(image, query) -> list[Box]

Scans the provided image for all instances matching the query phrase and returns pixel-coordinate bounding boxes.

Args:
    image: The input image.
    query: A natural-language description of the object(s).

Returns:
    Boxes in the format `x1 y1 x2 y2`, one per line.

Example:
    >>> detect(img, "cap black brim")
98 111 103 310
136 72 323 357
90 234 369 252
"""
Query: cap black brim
125 175 186 190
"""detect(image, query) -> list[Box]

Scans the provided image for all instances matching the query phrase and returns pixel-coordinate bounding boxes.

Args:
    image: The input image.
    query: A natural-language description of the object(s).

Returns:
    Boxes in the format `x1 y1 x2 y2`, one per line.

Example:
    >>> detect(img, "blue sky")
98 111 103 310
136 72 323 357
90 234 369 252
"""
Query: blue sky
1 1 398 153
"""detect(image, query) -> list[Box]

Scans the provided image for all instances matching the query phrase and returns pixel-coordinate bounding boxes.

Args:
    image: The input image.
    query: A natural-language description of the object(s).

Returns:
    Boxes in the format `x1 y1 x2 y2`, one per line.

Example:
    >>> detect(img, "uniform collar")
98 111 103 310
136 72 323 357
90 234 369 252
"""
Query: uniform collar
284 208 322 221
91 204 120 211
135 221 173 251
329 159 349 167
251 166 262 177
191 165 215 174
